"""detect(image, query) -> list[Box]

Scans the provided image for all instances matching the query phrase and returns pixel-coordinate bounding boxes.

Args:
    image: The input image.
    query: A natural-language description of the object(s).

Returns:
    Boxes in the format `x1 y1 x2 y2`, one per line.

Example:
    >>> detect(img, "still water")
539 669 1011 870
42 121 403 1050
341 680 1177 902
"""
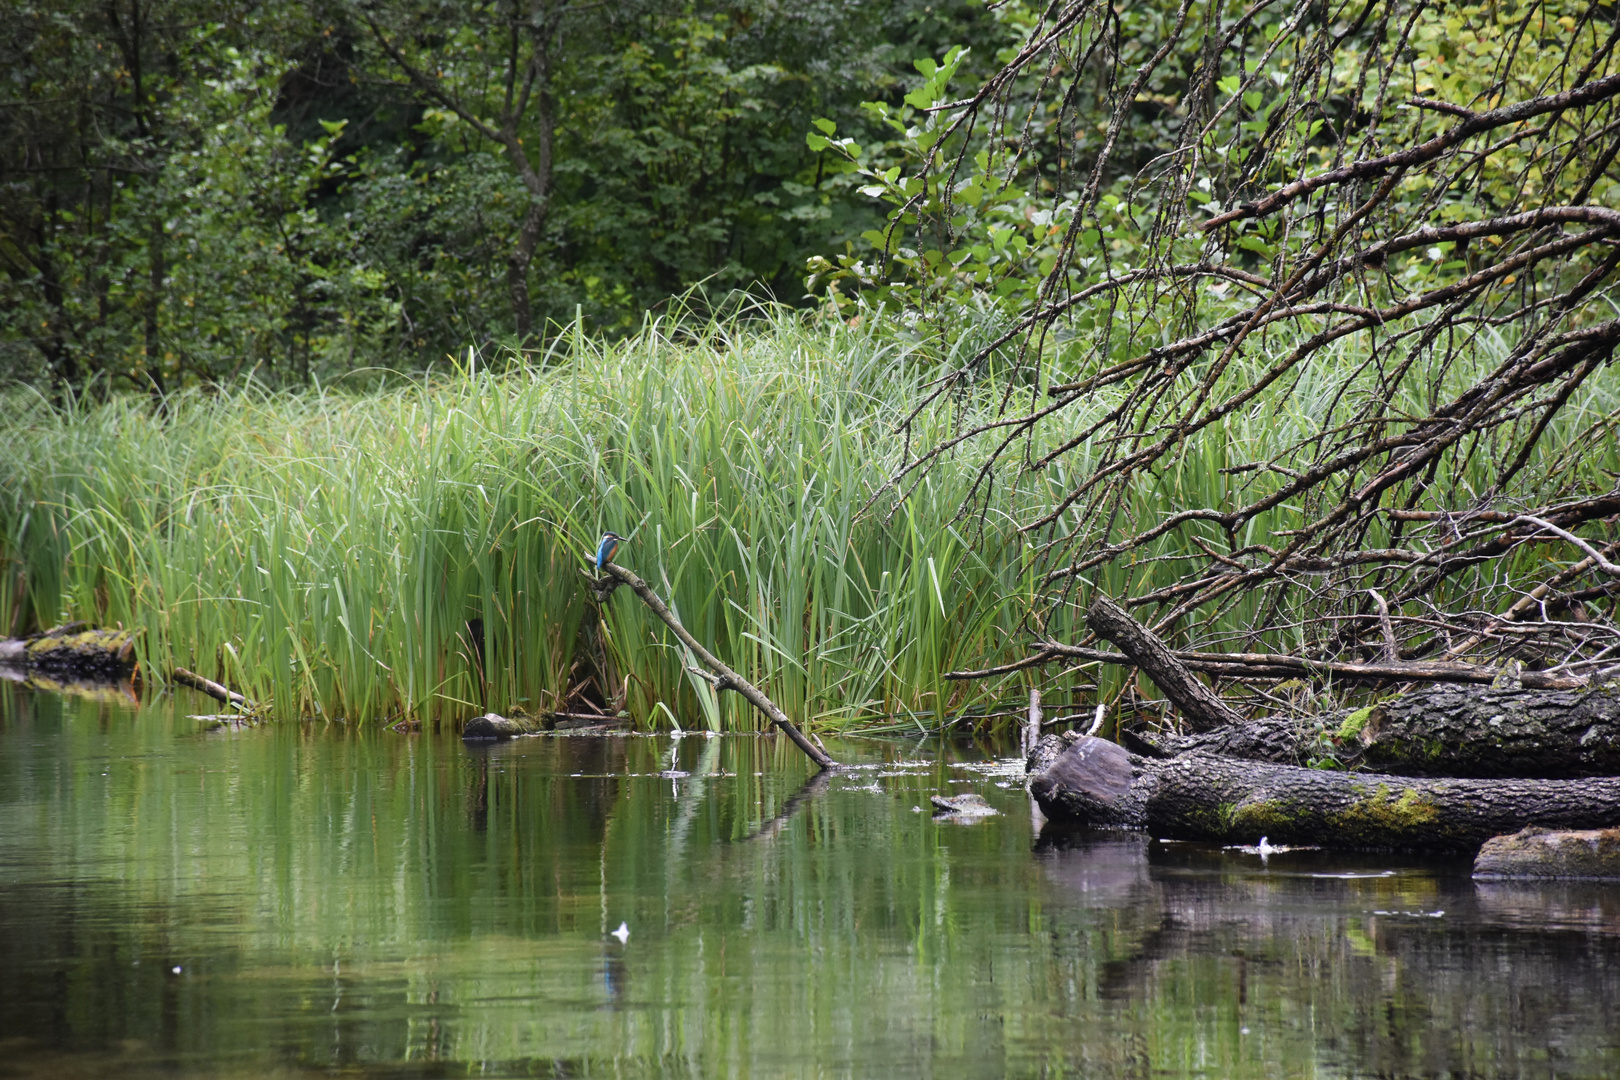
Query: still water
1 684 1617 1078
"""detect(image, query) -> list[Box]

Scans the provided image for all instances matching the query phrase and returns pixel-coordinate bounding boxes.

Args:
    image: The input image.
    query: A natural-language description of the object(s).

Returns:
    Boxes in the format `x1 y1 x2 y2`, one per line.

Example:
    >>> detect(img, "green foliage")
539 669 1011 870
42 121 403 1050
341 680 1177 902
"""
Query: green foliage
4 306 1616 726
1 0 1002 387
803 0 1618 332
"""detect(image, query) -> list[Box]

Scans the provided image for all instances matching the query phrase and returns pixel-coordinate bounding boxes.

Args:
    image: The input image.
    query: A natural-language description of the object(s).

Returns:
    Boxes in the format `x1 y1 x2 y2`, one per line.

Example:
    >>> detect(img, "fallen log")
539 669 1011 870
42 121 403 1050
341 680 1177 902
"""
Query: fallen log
461 710 629 739
1131 682 1620 778
462 712 544 739
0 625 136 680
1029 733 1620 851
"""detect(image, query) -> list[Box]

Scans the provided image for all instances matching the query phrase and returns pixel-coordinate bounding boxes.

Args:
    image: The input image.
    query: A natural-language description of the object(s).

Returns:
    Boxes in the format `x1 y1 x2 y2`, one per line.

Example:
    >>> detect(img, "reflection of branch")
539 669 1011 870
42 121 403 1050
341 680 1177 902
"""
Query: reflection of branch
744 769 835 843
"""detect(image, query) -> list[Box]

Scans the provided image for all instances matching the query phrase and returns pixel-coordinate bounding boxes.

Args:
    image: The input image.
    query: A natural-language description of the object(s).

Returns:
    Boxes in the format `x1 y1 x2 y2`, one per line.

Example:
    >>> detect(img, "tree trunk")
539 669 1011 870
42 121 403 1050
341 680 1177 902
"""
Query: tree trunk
499 23 555 345
360 8 557 346
1029 734 1620 851
1132 683 1620 778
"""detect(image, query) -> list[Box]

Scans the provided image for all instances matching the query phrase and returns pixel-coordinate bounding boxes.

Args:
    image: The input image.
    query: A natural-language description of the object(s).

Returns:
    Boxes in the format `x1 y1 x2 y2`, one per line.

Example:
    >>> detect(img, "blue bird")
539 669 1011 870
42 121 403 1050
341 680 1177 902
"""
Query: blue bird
595 531 625 570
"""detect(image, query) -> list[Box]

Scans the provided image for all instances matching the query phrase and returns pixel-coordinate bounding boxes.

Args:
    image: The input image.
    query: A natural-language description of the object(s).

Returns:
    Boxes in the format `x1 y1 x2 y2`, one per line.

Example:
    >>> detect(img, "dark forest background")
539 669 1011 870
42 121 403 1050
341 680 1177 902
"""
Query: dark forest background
1 0 1015 390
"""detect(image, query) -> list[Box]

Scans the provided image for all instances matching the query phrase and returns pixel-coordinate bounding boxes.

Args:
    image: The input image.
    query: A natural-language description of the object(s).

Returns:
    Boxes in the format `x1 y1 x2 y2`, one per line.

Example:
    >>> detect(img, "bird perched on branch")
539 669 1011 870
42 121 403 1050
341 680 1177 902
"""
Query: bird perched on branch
595 531 625 570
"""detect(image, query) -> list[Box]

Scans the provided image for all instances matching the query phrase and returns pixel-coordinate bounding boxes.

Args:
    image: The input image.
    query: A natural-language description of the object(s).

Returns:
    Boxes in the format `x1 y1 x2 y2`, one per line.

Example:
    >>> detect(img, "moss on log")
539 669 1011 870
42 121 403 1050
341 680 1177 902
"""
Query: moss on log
1473 826 1620 880
1029 734 1620 851
0 625 136 680
462 713 546 739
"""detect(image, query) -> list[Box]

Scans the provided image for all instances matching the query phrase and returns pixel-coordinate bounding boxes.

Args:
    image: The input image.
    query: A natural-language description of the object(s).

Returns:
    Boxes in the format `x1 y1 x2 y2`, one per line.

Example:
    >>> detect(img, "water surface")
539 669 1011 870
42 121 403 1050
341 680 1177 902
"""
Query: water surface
1 685 1617 1078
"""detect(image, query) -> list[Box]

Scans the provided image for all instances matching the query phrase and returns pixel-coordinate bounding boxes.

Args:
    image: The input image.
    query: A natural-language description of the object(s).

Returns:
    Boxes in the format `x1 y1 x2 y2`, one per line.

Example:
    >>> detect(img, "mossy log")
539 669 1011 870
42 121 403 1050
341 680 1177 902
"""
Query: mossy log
462 712 547 739
1132 683 1620 778
1029 734 1620 851
461 711 628 739
0 625 136 680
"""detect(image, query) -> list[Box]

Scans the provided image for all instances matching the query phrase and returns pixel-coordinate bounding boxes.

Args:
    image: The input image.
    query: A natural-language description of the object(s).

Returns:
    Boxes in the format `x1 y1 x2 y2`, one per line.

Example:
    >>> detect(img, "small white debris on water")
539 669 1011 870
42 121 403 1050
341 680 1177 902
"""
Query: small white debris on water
172 966 182 974
948 758 1027 779
611 922 630 943
1373 910 1445 918
1225 838 1316 855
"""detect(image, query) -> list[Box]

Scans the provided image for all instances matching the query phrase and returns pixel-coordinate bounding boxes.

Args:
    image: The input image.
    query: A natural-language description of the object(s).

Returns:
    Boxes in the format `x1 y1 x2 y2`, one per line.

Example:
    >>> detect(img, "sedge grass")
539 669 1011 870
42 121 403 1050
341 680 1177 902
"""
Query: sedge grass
0 310 1066 728
1 306 1615 730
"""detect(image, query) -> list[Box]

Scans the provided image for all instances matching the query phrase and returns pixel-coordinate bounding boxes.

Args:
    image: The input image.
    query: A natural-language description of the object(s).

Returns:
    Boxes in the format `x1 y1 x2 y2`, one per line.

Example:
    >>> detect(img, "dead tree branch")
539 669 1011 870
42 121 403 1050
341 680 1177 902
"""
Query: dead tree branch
594 563 837 770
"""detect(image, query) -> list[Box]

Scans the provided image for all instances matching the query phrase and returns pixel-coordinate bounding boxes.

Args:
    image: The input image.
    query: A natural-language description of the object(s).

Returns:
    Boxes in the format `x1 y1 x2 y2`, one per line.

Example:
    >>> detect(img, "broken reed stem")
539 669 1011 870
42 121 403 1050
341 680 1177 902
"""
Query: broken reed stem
594 562 838 770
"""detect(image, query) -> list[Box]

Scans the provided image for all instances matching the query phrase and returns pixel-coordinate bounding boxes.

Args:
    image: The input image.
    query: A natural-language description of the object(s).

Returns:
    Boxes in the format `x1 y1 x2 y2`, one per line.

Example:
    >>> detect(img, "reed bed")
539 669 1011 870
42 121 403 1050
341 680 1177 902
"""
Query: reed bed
1 307 1614 730
0 311 1050 728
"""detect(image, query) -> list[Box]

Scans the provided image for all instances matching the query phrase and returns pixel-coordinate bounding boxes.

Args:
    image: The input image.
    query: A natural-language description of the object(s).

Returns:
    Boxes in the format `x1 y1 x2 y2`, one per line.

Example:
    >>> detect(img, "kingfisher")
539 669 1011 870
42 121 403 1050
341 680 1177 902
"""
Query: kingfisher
595 531 625 570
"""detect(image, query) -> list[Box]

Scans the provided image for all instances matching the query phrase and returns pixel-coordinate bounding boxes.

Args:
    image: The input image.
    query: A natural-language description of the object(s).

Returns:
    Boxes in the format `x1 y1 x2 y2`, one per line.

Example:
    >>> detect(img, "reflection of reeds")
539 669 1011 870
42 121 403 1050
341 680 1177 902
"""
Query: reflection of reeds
1 307 1614 729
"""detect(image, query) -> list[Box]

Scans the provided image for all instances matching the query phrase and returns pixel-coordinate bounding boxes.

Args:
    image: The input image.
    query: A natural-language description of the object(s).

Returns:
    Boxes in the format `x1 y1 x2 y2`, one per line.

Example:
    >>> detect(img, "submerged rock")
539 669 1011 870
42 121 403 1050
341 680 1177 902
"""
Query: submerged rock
1473 826 1620 880
930 792 999 818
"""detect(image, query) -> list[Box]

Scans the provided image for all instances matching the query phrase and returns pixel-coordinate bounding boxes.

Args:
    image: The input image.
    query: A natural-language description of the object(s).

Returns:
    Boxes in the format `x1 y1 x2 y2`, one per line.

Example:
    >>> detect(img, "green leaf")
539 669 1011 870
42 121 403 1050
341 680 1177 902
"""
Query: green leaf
1237 235 1275 258
812 117 836 135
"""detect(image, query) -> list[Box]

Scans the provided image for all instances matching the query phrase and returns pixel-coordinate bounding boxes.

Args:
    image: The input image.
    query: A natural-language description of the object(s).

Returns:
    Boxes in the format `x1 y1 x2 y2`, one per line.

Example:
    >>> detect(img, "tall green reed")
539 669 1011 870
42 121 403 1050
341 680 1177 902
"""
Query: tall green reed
2 306 1614 728
0 310 1065 727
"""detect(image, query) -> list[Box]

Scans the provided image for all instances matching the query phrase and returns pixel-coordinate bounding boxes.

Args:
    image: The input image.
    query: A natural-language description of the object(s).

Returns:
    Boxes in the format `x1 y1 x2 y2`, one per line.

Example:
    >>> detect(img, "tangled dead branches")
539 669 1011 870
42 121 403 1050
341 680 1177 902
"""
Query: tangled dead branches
892 0 1620 685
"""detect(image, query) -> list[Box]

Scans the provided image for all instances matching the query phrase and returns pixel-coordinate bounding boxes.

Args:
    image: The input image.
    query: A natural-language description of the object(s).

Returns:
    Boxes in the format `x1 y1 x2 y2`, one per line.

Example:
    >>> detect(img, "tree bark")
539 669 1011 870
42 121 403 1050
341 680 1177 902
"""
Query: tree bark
1086 594 1240 732
1133 683 1620 778
1029 734 1620 851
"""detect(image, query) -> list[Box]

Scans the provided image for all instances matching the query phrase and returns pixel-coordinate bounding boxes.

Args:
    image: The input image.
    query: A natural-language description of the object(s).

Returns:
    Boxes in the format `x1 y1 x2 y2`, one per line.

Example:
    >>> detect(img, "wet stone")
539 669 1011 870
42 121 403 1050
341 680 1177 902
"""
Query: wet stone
930 792 1000 817
1474 826 1620 880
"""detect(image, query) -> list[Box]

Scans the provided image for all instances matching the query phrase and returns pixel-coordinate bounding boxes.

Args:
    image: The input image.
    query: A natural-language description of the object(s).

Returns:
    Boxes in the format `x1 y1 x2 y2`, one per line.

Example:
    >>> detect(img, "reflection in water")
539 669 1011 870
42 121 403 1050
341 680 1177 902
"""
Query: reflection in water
1 683 1618 1078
